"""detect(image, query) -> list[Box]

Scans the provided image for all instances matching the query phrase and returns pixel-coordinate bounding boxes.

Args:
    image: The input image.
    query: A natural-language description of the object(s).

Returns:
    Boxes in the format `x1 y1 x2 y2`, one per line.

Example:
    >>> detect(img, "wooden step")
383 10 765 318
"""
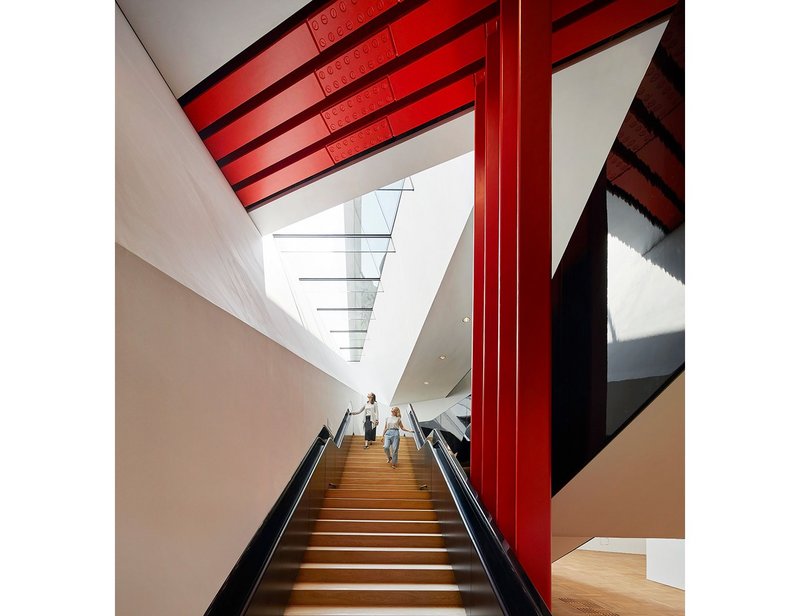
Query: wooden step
283 607 466 615
339 471 423 479
342 460 426 467
295 563 456 584
339 467 430 483
321 498 434 510
341 465 425 472
344 448 421 454
337 480 425 490
344 445 418 451
303 547 450 565
318 508 438 521
327 489 431 500
343 451 423 458
313 519 440 533
309 532 445 548
288 583 462 607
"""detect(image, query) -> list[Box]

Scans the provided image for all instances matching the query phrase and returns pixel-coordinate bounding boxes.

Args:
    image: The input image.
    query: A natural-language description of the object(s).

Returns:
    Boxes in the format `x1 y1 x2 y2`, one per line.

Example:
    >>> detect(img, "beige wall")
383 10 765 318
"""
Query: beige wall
552 372 684 540
116 245 360 616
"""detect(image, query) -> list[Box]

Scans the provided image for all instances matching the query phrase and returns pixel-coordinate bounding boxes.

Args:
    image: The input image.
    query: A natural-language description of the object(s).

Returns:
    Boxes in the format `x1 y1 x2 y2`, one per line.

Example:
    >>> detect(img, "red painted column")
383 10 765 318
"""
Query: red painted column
471 70 486 496
480 24 500 514
494 0 519 544
515 0 552 606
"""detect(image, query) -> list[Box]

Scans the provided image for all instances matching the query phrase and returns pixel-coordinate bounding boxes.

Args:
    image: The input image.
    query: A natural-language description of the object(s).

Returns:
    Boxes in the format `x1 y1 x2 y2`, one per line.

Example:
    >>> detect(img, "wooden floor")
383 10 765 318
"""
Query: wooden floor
552 551 684 616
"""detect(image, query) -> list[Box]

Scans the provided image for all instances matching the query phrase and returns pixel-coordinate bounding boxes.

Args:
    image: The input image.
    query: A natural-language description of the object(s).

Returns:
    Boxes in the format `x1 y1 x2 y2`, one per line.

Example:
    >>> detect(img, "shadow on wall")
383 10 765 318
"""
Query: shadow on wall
607 328 684 435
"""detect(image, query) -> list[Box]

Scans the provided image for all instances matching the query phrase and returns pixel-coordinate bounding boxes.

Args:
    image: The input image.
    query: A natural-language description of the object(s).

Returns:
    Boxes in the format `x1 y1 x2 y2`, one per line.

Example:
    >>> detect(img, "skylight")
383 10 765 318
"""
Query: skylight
270 179 413 362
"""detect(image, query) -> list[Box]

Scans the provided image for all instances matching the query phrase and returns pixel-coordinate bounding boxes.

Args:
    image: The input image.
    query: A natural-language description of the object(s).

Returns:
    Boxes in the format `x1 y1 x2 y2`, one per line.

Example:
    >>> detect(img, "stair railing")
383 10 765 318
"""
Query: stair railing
408 404 551 616
204 409 352 616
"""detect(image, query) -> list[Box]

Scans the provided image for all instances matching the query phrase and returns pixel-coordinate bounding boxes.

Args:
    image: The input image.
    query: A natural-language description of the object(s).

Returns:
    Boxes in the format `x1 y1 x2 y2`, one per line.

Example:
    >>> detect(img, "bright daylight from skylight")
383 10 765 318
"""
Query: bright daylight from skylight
263 179 413 362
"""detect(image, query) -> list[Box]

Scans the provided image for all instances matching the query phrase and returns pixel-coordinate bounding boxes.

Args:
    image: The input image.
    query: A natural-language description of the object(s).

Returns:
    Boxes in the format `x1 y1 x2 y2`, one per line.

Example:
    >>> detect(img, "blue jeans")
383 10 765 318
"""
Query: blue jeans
383 429 400 465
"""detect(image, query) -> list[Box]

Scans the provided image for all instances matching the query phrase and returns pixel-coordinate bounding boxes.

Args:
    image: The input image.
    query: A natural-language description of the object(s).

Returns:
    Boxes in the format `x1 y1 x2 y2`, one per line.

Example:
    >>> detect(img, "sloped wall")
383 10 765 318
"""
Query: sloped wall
552 373 684 540
115 6 357 391
116 245 360 616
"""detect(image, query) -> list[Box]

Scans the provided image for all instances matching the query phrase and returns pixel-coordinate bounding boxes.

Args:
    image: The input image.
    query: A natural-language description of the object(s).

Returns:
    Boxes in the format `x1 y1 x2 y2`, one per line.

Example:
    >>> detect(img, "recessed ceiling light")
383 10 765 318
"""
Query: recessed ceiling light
439 355 446 360
462 316 471 323
423 381 430 385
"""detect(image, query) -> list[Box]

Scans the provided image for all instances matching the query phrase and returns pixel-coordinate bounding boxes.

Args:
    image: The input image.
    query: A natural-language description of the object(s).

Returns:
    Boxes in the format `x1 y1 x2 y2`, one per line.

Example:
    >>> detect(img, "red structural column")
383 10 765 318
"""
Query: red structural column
494 0 519 544
515 0 553 606
470 70 486 496
480 24 500 515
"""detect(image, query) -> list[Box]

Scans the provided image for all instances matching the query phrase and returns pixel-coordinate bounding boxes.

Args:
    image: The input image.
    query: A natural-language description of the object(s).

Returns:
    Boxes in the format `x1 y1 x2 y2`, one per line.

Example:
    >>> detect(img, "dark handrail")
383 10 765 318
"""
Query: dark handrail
334 409 352 446
406 404 425 448
205 409 351 616
408 406 551 616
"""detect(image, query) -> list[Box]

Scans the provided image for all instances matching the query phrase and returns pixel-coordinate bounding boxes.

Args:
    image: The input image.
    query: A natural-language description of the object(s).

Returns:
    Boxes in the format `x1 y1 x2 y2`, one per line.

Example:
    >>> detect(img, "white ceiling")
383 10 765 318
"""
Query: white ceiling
391 212 474 404
115 0 312 97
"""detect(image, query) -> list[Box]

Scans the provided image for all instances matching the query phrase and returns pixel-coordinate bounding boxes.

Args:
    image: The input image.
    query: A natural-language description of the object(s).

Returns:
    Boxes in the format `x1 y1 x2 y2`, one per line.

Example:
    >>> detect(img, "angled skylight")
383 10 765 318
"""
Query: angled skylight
271 178 413 362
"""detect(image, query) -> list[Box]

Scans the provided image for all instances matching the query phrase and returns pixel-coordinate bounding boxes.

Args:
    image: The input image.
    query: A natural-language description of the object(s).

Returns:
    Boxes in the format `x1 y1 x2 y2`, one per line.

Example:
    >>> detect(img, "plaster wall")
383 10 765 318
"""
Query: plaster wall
115 6 358 391
356 153 475 403
116 245 360 616
552 22 666 275
552 373 684 539
646 538 685 590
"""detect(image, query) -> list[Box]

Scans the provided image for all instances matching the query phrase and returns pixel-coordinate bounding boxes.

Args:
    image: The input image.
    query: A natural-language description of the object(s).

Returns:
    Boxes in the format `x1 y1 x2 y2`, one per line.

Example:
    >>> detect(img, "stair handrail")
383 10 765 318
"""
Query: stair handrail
406 403 425 449
408 405 551 616
333 407 352 446
205 408 351 616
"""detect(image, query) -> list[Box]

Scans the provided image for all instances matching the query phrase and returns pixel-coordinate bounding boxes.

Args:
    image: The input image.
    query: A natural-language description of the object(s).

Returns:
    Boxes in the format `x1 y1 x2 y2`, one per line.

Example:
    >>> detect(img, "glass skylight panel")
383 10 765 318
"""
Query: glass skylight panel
316 309 374 334
273 235 396 253
330 331 368 346
283 252 382 279
272 177 411 362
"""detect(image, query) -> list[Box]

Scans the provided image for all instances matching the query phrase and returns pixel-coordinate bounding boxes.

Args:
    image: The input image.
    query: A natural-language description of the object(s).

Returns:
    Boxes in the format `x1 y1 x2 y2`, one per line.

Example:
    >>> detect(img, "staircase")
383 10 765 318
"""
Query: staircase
283 435 466 615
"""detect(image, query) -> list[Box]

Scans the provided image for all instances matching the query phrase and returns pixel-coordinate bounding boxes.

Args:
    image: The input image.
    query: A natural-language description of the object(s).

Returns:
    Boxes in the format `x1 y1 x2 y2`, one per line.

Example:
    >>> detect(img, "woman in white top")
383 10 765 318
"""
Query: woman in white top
382 407 413 469
350 392 379 449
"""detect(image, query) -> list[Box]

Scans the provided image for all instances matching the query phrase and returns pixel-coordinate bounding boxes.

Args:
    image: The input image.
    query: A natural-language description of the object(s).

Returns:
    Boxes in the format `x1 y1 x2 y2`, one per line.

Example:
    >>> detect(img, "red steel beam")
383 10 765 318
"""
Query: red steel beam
471 68 487 496
494 0 518 544
516 0 553 605
180 0 677 208
552 0 676 65
480 23 500 515
235 70 478 207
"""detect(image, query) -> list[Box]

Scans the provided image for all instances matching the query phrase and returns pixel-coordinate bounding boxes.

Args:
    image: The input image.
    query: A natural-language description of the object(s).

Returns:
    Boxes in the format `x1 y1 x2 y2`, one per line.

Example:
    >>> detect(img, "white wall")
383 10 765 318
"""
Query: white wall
607 218 685 382
115 6 358 392
552 22 666 275
647 538 685 590
356 153 475 402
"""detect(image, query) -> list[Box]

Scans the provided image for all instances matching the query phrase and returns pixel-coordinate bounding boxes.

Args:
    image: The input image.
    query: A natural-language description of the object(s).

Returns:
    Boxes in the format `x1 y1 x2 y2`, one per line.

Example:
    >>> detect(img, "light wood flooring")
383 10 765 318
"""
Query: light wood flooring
552 550 684 616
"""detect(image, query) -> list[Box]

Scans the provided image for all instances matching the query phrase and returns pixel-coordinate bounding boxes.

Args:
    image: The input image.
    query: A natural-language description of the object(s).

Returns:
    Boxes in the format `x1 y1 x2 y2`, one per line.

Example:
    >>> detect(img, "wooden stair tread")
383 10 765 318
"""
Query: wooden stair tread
317 508 438 520
299 563 453 570
280 434 464 612
292 582 459 590
284 607 466 615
